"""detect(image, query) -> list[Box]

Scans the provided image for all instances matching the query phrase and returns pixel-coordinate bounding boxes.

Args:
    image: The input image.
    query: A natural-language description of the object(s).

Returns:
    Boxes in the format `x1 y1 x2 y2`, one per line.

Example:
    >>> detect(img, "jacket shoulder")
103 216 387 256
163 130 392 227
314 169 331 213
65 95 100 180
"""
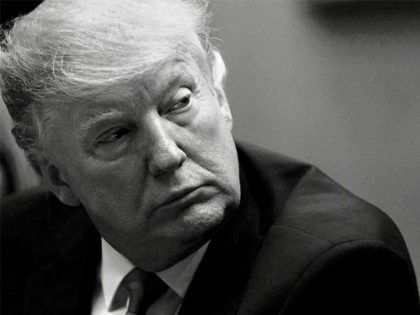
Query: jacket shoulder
236 142 419 314
236 141 408 256
277 165 408 257
1 187 80 272
1 187 99 315
1 187 75 242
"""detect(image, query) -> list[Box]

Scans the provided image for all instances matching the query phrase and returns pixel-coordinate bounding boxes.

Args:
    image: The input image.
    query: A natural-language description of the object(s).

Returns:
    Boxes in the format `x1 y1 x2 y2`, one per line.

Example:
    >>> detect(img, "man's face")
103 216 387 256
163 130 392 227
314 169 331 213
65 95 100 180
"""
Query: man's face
45 53 241 271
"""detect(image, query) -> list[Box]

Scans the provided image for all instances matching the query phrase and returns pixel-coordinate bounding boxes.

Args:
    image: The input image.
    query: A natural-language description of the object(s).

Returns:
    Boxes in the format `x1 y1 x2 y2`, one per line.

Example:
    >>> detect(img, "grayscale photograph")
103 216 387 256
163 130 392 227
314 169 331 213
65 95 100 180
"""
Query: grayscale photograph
1 0 419 314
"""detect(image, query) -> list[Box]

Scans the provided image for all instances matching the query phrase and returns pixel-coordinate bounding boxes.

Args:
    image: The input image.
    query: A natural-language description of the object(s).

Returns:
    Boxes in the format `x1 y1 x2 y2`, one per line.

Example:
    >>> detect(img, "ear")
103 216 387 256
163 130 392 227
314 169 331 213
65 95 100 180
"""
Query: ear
38 157 81 207
210 49 233 129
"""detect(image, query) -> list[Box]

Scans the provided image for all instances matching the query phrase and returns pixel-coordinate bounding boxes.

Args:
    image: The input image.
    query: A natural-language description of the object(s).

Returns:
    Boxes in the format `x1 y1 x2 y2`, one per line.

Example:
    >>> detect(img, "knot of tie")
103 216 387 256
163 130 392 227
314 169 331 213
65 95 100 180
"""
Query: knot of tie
117 268 168 315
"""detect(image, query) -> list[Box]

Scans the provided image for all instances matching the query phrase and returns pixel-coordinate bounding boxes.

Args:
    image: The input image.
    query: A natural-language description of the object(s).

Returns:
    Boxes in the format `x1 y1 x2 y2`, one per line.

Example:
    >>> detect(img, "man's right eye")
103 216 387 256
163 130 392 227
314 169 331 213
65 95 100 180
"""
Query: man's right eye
97 127 131 144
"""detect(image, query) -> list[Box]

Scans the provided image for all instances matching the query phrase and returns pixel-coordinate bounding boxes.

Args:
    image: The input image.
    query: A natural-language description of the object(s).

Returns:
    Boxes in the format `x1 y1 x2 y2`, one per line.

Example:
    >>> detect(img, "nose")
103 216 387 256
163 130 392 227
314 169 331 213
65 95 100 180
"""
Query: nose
145 119 186 177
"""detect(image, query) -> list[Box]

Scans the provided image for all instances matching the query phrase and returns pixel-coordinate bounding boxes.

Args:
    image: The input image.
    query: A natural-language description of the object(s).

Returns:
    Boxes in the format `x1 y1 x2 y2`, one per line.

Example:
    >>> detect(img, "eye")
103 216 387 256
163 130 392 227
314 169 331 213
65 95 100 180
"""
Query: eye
97 127 131 144
165 87 192 114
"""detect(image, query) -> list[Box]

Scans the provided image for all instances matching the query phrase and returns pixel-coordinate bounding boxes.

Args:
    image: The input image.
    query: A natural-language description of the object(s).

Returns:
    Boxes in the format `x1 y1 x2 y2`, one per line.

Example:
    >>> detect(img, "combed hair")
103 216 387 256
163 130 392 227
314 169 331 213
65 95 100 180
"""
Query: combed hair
0 0 213 167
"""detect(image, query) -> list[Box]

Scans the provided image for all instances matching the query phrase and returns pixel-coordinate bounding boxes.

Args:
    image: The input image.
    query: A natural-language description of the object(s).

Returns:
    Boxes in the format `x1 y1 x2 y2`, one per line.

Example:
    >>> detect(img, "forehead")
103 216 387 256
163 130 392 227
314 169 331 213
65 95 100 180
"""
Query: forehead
46 55 210 139
92 59 194 104
86 50 210 104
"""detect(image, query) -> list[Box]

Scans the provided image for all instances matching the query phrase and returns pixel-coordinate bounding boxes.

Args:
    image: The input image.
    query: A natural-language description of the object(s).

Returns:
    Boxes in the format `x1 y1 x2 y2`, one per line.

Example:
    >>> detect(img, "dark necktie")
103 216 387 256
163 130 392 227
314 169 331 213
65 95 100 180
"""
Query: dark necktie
123 268 167 315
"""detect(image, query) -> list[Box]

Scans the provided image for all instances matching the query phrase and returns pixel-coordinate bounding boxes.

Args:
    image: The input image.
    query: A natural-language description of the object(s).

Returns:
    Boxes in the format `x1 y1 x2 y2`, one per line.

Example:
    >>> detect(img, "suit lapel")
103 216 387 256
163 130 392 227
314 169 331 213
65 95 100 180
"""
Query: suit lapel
24 207 100 315
179 163 268 315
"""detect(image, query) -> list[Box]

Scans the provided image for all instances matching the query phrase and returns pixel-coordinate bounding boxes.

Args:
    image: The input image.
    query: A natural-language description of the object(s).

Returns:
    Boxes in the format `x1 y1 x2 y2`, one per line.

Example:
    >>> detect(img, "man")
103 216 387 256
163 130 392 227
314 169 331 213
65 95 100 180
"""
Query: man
1 0 419 314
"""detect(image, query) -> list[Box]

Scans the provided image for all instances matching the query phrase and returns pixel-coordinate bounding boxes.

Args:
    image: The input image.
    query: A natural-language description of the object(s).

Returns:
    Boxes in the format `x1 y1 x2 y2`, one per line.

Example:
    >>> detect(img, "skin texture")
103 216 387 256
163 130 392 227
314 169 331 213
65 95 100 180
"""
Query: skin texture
41 52 241 271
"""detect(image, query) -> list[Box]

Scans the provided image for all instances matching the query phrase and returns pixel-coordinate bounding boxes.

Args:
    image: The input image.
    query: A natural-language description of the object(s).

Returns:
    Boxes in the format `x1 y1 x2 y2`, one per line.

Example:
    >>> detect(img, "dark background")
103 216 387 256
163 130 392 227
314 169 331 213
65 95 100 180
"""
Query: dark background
0 0 41 23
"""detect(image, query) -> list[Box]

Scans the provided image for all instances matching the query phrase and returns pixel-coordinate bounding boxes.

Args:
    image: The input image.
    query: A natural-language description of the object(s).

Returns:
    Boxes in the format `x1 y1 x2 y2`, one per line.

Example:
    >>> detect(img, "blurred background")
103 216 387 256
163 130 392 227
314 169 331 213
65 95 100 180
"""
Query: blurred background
1 0 419 289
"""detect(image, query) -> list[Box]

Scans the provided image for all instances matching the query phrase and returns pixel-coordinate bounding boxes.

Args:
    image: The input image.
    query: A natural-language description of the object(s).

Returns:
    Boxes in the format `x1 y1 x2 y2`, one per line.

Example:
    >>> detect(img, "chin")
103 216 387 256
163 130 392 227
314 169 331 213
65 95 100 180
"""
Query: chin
122 198 239 271
179 198 237 242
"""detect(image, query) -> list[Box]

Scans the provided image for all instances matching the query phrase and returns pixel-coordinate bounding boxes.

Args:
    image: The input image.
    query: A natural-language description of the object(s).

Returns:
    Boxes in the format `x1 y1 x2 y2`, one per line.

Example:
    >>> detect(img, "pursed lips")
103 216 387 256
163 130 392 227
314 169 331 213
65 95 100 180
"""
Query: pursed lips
155 185 213 211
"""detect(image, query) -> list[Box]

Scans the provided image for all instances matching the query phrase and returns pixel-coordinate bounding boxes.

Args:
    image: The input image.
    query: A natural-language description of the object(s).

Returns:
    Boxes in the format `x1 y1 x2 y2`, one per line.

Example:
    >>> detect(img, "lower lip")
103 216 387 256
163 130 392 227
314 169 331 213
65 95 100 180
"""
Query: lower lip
157 186 215 212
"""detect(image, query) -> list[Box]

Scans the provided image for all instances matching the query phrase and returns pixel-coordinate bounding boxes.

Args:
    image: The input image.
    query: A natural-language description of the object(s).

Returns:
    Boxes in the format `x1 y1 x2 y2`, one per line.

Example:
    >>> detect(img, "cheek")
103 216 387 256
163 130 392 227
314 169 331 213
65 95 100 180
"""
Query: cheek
65 156 145 215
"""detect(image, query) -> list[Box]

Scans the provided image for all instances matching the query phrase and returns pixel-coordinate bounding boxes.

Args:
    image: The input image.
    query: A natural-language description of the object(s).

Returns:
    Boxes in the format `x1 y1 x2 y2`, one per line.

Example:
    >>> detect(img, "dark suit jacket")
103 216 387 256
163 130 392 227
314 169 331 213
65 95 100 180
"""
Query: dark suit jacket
2 142 419 315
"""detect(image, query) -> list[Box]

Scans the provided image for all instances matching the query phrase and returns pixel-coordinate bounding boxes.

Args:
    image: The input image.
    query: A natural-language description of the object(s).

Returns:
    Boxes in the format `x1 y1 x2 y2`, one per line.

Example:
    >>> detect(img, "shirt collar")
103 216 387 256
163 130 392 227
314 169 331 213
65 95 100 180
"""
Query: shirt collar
100 238 209 311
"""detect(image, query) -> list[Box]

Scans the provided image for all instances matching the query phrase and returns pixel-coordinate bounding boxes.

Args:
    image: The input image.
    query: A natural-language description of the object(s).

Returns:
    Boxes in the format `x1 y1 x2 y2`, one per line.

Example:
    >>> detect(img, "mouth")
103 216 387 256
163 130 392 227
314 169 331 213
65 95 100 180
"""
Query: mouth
156 185 215 212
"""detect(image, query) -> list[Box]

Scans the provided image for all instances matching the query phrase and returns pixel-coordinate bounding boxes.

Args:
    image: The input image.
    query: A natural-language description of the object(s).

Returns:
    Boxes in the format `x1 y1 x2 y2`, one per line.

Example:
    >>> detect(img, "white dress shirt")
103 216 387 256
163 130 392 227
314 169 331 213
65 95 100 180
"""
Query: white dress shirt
91 239 209 315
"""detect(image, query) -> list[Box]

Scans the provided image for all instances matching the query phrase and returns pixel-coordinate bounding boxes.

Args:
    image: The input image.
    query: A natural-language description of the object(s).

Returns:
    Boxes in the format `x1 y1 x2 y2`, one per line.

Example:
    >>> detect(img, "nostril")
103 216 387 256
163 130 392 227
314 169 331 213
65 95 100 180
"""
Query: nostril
177 150 187 168
148 144 186 176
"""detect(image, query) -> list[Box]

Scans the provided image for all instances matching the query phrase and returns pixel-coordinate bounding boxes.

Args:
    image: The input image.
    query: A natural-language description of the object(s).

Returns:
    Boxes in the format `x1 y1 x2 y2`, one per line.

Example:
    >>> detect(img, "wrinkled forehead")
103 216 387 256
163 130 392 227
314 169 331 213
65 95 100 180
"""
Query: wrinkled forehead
133 36 212 83
91 54 209 105
47 50 212 123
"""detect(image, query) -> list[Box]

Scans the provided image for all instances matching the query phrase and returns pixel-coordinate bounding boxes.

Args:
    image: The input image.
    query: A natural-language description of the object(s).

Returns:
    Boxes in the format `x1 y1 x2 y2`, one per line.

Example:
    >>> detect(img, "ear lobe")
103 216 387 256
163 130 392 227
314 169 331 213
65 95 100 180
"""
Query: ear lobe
210 49 233 129
38 158 81 207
